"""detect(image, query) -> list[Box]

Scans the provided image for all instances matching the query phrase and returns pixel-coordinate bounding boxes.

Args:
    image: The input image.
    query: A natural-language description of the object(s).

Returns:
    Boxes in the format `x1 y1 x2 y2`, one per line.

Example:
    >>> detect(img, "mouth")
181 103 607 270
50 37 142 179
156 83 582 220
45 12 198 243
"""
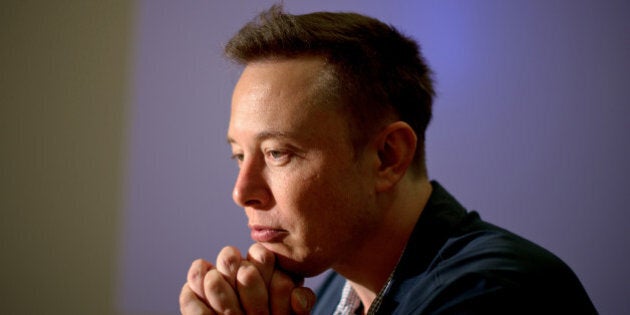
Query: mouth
249 225 289 243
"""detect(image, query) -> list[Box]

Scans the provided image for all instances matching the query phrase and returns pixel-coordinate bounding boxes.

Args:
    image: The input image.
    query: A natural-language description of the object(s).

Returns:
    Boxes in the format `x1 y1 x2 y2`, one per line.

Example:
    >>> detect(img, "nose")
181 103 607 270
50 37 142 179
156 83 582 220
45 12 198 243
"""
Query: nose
232 157 271 209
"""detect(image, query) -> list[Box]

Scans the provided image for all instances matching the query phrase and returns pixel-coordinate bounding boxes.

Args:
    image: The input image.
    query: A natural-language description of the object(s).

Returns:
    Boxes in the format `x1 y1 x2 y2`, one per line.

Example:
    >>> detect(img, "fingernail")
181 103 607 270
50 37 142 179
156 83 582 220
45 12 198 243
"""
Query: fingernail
296 291 309 309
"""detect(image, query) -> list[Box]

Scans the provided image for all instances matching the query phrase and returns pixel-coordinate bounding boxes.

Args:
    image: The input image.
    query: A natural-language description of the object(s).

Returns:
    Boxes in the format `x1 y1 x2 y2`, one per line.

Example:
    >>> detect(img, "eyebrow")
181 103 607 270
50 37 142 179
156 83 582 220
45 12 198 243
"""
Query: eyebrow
226 131 295 144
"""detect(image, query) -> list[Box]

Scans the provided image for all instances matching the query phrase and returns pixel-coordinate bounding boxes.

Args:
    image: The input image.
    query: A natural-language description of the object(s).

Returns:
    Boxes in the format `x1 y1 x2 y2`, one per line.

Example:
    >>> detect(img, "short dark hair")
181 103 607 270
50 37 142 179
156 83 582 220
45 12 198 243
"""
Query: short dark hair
225 5 435 177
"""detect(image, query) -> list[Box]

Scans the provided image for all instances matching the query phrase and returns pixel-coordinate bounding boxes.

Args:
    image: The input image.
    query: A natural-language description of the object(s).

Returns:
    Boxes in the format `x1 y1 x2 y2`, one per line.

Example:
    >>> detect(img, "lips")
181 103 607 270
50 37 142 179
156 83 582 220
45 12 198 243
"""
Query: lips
249 225 288 243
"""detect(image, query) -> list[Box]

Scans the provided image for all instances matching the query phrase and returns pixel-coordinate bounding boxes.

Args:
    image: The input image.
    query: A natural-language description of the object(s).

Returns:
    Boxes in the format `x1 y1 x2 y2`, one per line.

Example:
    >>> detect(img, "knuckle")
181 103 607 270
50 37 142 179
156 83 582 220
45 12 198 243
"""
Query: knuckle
179 284 199 310
220 256 239 273
248 243 274 264
236 263 260 286
190 258 207 269
187 264 202 282
203 270 224 294
218 246 241 275
188 258 211 283
270 272 294 295
179 285 189 305
203 271 242 314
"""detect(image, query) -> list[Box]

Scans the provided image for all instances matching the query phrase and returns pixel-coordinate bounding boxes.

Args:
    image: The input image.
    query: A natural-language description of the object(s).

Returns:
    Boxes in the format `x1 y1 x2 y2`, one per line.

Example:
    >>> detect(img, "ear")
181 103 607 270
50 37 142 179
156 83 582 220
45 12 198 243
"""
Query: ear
374 121 417 192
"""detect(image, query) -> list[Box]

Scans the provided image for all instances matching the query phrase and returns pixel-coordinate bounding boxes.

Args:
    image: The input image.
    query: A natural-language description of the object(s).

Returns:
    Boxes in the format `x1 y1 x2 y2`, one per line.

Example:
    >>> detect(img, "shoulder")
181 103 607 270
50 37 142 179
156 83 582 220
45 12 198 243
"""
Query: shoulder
395 216 597 314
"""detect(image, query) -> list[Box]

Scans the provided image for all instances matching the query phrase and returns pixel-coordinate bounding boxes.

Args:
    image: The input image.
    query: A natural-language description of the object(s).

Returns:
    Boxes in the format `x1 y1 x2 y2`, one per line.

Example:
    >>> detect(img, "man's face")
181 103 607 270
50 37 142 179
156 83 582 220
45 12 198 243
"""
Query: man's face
227 57 381 276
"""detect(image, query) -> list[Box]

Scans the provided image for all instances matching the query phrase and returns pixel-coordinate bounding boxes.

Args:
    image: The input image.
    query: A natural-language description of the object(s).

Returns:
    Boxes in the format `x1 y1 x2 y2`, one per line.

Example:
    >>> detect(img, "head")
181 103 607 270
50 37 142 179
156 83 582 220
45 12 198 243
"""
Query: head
225 6 435 276
226 5 435 177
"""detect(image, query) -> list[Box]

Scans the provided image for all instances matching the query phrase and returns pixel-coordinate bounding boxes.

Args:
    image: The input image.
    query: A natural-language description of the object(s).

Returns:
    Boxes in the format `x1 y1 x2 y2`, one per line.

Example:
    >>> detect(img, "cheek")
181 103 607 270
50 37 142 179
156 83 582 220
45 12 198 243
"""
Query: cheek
292 175 357 235
271 156 369 237
271 171 333 228
282 177 324 221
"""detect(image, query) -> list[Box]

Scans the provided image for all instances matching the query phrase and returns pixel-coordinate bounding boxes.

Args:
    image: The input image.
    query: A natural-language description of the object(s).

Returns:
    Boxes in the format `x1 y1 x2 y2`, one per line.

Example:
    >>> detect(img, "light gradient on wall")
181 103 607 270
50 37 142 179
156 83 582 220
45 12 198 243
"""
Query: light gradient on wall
120 1 630 314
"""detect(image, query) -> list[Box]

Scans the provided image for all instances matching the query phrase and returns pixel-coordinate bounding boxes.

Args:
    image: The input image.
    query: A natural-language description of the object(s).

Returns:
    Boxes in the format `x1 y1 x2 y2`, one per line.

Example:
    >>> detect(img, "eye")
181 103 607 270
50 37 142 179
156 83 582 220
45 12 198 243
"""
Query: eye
269 150 285 159
230 153 244 165
265 149 291 165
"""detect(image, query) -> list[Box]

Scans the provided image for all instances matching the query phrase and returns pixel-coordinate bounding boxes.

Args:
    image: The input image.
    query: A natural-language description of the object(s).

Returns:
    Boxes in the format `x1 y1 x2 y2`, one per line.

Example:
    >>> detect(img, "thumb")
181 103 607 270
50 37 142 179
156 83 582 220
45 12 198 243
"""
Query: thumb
290 286 316 315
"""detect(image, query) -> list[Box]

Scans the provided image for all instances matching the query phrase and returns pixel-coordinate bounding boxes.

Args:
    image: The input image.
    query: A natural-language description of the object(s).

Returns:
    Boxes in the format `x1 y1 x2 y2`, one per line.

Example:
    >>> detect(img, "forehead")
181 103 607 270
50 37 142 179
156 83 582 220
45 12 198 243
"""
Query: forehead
233 57 333 108
228 57 349 144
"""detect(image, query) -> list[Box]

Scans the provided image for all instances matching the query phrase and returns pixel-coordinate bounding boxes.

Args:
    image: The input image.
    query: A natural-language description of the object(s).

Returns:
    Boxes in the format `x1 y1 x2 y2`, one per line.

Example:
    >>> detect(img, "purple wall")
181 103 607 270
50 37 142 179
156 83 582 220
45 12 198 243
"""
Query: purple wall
120 1 630 314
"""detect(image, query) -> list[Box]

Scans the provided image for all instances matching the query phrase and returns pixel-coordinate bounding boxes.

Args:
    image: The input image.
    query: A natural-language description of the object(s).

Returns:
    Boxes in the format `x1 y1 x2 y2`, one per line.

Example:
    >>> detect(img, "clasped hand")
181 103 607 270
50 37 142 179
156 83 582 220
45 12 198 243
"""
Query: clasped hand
180 243 316 314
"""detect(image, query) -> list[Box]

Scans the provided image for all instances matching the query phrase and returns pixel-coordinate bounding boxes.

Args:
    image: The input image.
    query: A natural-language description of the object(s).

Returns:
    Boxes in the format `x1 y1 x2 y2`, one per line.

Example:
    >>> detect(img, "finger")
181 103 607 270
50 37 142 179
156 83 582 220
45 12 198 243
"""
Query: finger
290 287 316 315
187 259 215 299
179 283 216 315
216 246 242 289
269 270 296 315
247 243 276 287
203 268 244 315
237 261 270 315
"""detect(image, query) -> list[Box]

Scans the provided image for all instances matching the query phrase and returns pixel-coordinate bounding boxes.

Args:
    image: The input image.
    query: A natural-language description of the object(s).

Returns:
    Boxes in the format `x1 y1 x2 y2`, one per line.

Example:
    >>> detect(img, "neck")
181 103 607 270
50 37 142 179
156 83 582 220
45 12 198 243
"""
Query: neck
333 178 432 312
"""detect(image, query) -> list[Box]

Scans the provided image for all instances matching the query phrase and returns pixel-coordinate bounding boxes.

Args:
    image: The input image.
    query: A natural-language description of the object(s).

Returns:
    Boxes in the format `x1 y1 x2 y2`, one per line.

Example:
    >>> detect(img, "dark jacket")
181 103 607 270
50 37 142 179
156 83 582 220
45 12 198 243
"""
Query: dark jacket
313 181 597 314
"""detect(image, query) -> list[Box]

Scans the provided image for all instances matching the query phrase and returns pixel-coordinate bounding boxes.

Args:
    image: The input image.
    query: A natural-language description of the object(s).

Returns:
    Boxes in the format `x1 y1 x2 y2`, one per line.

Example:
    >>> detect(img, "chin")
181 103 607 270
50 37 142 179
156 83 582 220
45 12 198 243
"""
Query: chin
258 242 331 277
261 242 329 278
274 254 329 278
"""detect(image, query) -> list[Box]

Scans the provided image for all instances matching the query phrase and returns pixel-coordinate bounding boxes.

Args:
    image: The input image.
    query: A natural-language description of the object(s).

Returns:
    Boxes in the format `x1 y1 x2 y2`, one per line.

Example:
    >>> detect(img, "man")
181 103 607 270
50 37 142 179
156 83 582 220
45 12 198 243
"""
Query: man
180 5 596 314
